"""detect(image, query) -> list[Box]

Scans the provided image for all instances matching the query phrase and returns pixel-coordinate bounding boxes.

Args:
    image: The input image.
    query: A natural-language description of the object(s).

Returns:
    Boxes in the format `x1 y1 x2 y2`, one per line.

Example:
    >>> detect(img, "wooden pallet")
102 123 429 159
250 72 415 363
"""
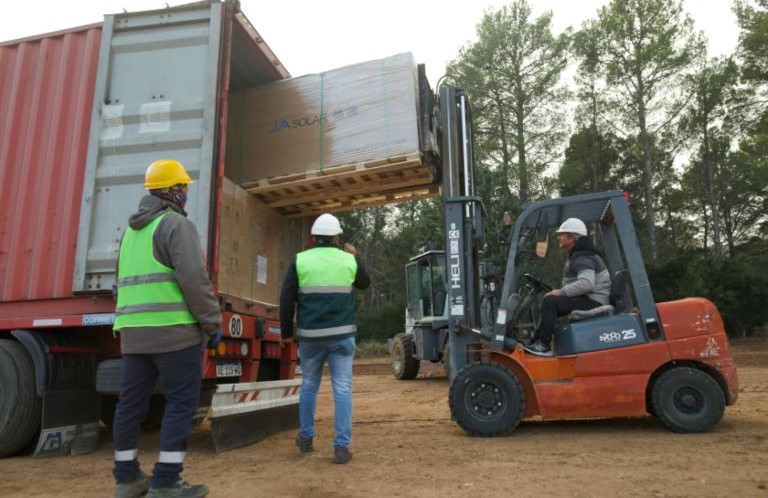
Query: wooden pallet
243 152 440 217
275 184 441 218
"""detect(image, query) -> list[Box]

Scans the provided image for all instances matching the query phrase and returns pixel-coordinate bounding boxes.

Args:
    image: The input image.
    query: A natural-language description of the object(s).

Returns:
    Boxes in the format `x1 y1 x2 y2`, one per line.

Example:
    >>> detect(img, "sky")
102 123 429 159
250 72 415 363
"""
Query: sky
1 0 741 85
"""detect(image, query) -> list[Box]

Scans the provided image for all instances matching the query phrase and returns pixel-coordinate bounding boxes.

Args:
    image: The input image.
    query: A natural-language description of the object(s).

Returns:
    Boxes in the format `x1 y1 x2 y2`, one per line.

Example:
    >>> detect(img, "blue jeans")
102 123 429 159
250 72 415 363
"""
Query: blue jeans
298 336 355 449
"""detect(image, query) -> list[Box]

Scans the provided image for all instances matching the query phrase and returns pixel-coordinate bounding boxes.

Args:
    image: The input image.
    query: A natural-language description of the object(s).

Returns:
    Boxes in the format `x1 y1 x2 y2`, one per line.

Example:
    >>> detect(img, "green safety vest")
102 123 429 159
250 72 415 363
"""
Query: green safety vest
296 247 358 340
113 212 197 331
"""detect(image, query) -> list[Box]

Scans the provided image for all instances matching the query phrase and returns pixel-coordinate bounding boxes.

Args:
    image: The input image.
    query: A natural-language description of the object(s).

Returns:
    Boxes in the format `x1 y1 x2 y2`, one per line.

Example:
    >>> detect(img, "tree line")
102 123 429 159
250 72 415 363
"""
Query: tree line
341 0 768 341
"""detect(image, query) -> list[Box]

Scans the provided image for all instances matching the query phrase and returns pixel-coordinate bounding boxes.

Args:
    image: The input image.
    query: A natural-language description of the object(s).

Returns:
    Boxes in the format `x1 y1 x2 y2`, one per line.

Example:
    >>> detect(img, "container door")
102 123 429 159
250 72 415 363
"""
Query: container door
73 3 224 293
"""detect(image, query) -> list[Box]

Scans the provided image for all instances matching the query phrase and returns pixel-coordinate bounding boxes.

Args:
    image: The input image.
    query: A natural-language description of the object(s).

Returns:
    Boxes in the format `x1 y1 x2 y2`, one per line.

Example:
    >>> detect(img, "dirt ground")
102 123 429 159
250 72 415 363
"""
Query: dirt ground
2 339 767 498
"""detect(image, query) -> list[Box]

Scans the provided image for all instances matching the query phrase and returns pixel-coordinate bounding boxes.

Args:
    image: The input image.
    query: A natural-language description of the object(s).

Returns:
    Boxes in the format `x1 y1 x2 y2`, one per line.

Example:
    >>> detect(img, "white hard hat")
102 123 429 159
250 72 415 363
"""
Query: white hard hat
311 213 343 236
557 218 587 237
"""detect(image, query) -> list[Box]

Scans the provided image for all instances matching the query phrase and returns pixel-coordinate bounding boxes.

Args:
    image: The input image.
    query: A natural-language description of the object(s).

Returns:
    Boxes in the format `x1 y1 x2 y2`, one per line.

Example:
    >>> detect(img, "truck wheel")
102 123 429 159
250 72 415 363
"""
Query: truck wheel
101 394 165 430
651 367 725 433
391 333 420 380
141 395 165 430
0 340 42 457
442 340 451 377
449 362 524 437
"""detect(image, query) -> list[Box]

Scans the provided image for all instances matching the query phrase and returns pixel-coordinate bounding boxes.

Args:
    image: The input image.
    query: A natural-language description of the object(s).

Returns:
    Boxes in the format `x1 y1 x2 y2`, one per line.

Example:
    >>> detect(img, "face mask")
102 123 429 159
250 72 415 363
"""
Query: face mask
169 185 188 208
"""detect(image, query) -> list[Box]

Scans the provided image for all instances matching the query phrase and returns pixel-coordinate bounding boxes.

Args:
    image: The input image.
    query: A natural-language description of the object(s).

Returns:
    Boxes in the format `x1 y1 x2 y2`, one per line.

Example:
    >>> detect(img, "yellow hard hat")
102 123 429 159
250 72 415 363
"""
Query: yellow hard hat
144 159 194 189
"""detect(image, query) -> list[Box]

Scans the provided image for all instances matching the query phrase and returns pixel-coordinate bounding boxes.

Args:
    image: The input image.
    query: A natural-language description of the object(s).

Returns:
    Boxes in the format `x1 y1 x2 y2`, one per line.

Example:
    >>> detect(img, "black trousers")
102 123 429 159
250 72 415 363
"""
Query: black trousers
536 295 602 344
113 344 202 488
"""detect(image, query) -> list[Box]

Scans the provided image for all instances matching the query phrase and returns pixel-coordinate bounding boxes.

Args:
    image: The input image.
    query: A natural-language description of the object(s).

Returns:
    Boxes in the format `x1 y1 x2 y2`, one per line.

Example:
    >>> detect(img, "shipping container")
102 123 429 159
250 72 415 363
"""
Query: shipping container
0 0 437 457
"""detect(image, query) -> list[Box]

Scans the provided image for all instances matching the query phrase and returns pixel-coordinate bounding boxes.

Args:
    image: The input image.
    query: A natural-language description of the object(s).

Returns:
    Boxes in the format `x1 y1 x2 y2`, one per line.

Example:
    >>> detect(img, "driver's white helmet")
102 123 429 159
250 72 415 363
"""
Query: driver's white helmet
557 218 587 237
311 213 343 236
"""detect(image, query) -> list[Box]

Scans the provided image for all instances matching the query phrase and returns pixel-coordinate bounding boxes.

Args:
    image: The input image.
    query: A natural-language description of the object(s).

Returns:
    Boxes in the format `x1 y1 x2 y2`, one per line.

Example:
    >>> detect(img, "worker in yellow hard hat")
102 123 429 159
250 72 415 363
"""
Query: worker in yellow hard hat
112 159 220 498
142 159 195 211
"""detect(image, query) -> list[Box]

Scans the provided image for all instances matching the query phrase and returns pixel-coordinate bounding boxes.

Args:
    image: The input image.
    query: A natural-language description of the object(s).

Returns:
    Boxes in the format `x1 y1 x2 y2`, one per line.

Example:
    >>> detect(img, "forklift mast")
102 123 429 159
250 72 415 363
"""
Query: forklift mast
437 85 486 378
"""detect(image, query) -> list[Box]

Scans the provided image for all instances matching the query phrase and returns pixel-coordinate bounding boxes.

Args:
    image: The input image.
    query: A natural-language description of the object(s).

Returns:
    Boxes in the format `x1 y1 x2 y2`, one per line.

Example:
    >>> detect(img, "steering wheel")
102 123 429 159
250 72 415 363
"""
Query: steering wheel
522 273 553 293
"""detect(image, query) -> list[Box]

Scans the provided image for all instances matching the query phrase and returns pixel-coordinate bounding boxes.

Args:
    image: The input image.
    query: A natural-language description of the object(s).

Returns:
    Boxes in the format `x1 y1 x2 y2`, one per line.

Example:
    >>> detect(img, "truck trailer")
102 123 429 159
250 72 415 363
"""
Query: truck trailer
0 0 437 457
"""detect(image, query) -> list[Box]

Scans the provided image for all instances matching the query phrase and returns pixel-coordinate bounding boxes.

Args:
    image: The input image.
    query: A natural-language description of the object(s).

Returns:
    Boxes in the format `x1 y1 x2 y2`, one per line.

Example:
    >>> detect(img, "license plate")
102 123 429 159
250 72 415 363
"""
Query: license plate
215 362 242 378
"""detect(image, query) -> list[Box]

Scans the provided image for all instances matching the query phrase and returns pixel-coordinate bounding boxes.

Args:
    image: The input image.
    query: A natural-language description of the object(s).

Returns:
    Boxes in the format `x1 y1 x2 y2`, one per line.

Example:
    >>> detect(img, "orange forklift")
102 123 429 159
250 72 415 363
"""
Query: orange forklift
392 85 738 435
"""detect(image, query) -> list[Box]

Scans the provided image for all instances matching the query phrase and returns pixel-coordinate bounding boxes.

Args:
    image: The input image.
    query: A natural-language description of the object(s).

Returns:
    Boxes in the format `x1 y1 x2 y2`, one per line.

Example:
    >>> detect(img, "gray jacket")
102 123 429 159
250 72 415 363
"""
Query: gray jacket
116 195 222 354
560 237 611 305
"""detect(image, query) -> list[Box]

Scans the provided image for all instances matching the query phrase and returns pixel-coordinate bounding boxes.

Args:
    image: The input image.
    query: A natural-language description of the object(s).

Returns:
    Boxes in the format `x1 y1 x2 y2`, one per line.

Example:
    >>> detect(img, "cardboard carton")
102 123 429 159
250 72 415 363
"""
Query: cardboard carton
232 52 420 185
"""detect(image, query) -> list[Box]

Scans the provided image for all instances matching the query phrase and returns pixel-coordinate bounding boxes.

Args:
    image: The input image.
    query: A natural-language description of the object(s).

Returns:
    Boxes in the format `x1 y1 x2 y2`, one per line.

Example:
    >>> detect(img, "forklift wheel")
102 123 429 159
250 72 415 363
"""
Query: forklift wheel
391 333 420 380
442 340 451 377
449 362 524 437
651 367 725 433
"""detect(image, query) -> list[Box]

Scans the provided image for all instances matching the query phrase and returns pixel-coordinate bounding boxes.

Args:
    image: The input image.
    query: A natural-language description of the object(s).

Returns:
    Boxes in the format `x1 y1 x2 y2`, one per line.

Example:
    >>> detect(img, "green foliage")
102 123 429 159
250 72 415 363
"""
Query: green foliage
648 248 768 336
718 149 768 254
735 0 768 83
336 200 447 316
356 302 405 343
338 207 394 309
476 163 523 273
356 339 389 358
577 0 706 260
446 0 571 203
680 131 768 257
677 58 742 255
558 125 621 196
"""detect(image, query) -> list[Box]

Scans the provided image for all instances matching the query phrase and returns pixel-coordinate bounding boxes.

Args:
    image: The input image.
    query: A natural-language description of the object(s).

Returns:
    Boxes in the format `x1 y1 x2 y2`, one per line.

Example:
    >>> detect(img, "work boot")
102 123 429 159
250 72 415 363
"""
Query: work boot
333 447 352 464
146 480 208 498
295 435 314 453
525 340 553 357
115 470 150 498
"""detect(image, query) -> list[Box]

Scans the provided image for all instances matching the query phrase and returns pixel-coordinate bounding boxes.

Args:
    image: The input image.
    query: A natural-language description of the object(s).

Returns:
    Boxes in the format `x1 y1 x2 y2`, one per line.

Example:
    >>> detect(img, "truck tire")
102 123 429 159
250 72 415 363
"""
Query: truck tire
0 340 42 457
391 333 420 380
101 394 165 430
100 395 119 428
141 395 166 430
442 339 451 377
449 362 524 437
651 366 725 433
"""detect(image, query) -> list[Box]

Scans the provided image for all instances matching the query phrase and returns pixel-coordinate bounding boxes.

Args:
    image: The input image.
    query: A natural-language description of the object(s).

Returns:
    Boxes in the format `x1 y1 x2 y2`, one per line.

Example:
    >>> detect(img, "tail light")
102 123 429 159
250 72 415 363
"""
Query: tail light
262 342 282 358
213 340 250 357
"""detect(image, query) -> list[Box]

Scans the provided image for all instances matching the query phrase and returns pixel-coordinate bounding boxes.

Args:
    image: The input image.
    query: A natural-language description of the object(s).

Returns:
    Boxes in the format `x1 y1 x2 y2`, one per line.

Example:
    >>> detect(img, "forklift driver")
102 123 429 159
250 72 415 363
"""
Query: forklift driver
526 218 611 356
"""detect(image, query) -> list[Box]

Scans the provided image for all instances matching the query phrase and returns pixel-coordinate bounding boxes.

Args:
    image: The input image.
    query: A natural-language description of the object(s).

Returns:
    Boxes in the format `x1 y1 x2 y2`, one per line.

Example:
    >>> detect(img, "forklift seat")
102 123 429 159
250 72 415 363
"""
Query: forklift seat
569 269 630 321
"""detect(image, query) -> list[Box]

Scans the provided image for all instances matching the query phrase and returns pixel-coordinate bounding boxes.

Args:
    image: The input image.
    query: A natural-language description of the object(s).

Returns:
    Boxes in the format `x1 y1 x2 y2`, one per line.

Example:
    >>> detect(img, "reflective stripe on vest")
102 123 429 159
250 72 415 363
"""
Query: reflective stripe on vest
295 247 357 340
113 213 196 330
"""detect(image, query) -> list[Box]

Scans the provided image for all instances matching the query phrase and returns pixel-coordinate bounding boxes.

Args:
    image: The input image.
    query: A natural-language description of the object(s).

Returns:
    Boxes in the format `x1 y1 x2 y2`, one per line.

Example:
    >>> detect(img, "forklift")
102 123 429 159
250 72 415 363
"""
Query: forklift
392 85 738 434
391 249 497 380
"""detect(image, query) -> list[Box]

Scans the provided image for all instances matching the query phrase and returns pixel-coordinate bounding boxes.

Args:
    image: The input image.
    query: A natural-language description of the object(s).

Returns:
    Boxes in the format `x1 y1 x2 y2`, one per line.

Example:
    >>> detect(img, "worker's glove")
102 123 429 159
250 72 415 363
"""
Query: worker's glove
207 329 223 349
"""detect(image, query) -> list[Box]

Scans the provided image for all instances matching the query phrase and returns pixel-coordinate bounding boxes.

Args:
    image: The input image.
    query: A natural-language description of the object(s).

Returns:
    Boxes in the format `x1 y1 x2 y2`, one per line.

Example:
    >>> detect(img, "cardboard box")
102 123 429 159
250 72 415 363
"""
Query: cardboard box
233 52 420 185
217 177 305 305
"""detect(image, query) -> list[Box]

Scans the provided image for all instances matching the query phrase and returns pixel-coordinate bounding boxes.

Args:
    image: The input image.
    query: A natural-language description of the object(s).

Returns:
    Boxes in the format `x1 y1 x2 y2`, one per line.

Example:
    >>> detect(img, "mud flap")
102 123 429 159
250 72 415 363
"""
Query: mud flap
34 388 101 457
11 329 102 457
210 378 301 452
